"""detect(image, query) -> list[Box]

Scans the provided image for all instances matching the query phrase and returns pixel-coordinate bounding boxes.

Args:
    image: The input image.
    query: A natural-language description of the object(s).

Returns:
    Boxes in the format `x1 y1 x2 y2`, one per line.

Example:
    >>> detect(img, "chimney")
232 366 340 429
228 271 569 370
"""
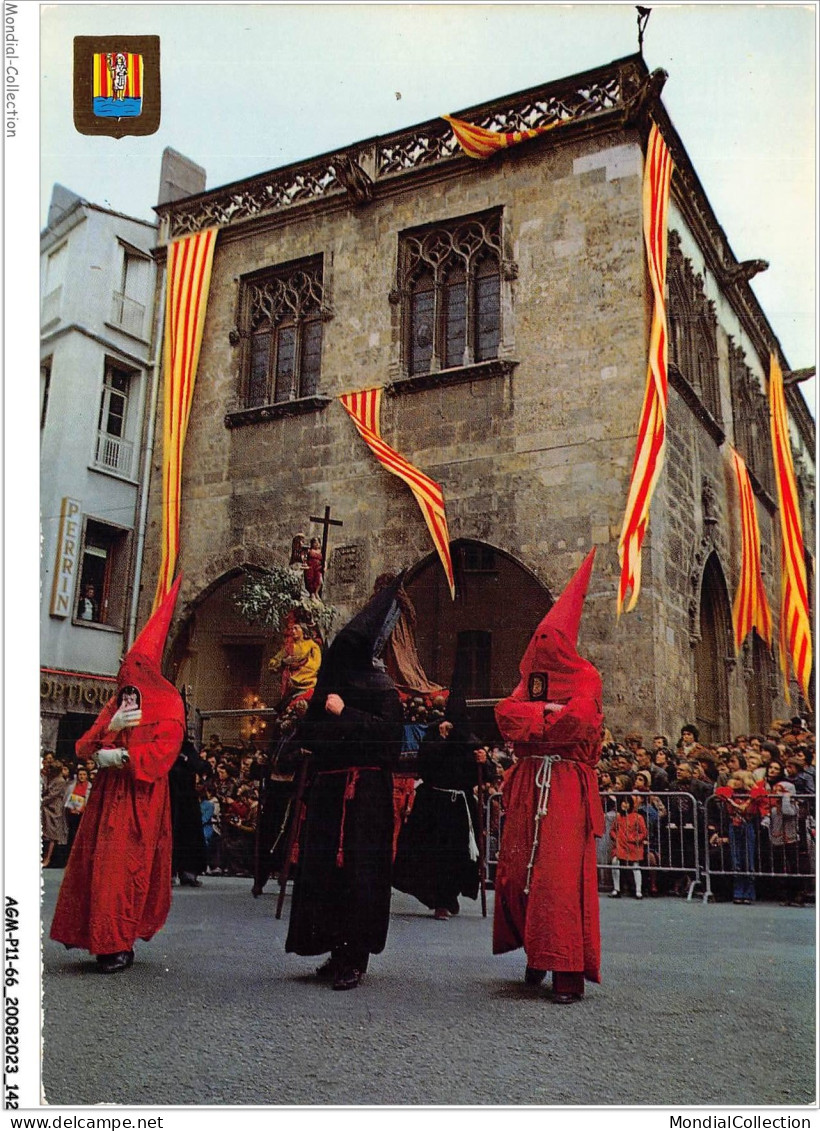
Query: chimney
157 148 206 206
47 184 83 228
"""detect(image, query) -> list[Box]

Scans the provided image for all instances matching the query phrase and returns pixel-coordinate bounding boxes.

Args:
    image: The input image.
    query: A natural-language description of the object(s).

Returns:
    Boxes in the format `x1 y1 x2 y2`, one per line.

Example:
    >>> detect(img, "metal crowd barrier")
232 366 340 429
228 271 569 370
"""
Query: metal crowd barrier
700 791 815 905
484 792 504 886
483 786 815 905
598 791 704 900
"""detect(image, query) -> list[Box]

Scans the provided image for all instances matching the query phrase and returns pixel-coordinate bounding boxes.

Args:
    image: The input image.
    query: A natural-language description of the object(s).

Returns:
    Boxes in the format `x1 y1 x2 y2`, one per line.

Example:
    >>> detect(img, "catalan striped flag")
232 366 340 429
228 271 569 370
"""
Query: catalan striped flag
93 52 143 98
442 114 560 159
729 446 772 654
153 229 218 611
768 354 812 701
339 387 455 599
616 123 673 616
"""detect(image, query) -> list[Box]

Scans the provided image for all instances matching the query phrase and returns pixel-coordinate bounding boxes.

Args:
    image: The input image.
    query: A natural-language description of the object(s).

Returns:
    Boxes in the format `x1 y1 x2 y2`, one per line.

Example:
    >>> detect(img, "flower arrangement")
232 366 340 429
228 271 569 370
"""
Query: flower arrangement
234 565 337 638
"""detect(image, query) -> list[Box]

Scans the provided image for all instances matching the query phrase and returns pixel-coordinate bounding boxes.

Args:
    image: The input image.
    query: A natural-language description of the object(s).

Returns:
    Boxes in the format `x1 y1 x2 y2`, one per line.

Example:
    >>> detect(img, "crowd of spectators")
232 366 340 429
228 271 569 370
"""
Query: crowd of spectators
40 734 267 878
41 752 93 868
43 714 815 908
181 734 267 878
591 716 816 905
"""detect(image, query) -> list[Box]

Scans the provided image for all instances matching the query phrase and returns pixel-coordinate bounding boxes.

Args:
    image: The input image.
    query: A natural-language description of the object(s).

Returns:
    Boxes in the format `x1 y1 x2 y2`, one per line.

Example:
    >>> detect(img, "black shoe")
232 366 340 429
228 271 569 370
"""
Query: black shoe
315 955 341 980
525 966 547 986
333 965 363 991
447 898 460 915
552 992 583 1005
179 873 202 887
97 950 134 974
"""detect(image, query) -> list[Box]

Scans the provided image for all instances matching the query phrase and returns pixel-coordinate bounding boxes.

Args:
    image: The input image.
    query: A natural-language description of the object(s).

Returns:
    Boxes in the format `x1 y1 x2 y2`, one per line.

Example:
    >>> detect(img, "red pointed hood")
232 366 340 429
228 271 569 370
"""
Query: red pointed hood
515 550 601 704
129 576 182 667
112 576 184 732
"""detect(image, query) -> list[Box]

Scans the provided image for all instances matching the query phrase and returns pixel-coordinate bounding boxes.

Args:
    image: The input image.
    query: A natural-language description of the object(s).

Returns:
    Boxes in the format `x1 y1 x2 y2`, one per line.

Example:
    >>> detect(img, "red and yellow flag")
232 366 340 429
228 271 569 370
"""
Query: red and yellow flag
339 387 455 599
729 446 772 654
617 123 673 615
153 229 218 610
442 114 560 159
768 354 812 701
93 53 143 99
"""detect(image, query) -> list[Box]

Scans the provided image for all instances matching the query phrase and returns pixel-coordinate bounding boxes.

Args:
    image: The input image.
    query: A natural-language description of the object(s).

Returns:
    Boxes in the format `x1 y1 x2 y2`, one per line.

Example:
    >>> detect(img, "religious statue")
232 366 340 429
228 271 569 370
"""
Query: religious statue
305 538 324 596
268 616 322 707
289 534 308 585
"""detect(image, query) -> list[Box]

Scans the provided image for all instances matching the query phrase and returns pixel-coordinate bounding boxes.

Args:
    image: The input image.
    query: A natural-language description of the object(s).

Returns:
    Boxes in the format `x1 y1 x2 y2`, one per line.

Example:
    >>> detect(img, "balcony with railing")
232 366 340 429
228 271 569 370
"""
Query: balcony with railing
94 431 134 477
110 291 147 339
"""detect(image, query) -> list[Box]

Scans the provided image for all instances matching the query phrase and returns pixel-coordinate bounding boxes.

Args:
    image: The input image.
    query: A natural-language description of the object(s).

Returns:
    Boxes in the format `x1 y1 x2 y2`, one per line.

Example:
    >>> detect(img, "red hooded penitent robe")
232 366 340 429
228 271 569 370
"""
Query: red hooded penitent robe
493 692 604 979
50 586 185 956
492 557 605 982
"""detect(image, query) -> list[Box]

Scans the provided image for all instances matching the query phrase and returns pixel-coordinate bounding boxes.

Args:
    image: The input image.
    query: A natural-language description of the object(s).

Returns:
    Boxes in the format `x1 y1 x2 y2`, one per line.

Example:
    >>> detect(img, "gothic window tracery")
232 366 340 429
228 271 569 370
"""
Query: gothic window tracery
728 339 774 496
667 230 723 425
398 212 502 377
238 256 326 408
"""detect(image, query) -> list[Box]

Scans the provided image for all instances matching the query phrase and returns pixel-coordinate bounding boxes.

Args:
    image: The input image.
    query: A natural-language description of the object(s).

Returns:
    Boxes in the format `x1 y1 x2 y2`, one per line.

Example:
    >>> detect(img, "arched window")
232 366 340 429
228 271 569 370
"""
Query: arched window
667 237 692 378
399 212 502 377
409 266 435 375
667 230 722 424
695 302 721 423
729 340 773 494
241 257 325 407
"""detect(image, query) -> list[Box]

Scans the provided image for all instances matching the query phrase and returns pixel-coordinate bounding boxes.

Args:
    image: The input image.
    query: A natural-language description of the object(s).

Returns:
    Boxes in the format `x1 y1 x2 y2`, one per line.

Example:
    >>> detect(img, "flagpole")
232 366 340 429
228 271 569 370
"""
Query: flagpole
636 7 652 57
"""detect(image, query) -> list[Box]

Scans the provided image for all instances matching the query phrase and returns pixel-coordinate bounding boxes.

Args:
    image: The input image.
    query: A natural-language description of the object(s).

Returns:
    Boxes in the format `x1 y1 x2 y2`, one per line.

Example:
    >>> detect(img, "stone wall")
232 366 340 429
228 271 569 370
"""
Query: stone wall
140 125 811 739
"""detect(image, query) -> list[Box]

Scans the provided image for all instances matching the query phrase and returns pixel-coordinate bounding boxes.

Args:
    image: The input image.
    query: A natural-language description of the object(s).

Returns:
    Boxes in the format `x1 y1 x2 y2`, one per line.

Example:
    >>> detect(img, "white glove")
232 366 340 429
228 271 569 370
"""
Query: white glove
94 748 130 770
109 706 142 733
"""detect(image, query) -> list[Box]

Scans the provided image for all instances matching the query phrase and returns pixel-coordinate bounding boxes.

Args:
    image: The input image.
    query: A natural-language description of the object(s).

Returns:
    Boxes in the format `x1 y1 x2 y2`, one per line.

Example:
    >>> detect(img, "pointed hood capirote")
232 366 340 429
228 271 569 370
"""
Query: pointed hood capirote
306 574 405 708
442 645 473 739
128 575 182 668
92 576 186 738
514 549 601 705
54 579 186 958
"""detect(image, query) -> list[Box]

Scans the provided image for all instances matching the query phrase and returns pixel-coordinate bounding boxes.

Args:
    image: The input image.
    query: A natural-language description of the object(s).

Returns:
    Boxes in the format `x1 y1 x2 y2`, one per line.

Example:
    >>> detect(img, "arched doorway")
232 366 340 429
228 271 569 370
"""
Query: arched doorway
169 571 281 747
694 553 732 744
405 539 552 700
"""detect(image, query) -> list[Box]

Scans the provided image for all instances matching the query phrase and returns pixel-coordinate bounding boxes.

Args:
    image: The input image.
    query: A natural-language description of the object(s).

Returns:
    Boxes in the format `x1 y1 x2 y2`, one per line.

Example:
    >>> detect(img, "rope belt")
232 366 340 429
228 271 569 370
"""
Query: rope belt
431 787 479 861
316 766 381 868
524 754 563 895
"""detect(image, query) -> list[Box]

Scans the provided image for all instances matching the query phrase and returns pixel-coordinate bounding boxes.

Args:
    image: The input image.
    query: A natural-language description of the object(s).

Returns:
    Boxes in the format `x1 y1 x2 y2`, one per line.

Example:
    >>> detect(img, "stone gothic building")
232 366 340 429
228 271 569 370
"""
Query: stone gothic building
139 54 815 744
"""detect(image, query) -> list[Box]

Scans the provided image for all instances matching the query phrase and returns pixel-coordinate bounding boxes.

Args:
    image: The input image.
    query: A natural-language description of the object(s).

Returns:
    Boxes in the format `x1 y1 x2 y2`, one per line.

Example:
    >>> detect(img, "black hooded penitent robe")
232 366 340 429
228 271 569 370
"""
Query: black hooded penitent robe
168 738 208 878
392 713 482 910
285 584 403 960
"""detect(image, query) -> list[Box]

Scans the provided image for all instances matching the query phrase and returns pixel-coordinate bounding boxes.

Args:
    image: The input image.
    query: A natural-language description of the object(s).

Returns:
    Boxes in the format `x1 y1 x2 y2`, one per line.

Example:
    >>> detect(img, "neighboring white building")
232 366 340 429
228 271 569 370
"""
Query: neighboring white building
40 183 160 758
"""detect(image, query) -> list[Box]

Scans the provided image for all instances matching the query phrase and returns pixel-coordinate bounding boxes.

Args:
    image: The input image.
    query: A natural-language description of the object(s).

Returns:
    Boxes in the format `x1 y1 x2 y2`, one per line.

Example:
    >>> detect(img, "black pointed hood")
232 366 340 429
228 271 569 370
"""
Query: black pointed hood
307 574 404 708
345 571 404 663
444 647 472 738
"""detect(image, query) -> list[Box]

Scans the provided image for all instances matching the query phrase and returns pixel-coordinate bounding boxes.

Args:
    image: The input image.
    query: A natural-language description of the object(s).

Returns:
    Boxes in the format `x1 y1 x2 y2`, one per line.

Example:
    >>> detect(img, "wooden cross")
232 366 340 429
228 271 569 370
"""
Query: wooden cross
310 505 344 566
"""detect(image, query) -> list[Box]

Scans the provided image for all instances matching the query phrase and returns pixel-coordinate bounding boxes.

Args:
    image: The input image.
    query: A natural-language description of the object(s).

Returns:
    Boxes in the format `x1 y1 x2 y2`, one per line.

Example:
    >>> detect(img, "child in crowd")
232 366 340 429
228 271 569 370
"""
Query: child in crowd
609 795 647 899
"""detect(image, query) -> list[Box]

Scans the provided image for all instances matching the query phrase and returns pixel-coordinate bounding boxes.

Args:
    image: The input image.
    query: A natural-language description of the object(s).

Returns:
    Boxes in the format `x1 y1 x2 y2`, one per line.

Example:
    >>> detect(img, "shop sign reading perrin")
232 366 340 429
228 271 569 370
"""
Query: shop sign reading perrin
73 36 160 138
